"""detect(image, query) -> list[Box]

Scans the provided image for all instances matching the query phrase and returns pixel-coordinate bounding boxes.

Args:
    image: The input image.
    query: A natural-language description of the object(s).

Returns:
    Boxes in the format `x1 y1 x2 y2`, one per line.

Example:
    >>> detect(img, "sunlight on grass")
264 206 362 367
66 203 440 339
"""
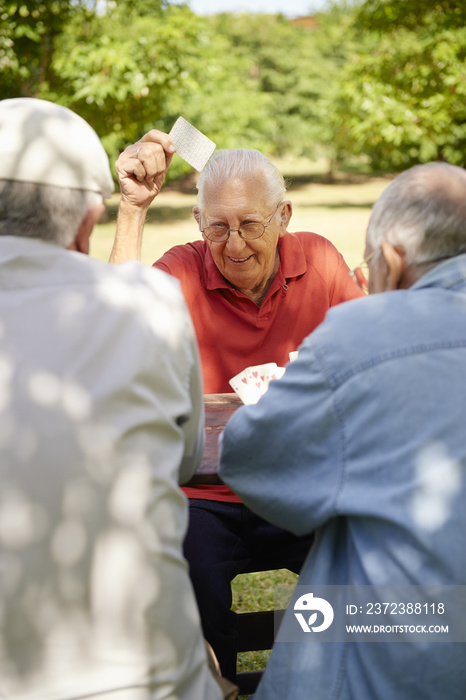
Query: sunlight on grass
232 569 298 614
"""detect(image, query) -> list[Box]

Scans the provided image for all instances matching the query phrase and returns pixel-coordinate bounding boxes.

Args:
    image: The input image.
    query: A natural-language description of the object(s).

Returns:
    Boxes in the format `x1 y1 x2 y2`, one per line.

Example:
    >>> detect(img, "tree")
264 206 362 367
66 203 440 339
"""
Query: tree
51 3 208 171
0 1 212 177
0 0 76 98
333 0 466 169
206 9 355 160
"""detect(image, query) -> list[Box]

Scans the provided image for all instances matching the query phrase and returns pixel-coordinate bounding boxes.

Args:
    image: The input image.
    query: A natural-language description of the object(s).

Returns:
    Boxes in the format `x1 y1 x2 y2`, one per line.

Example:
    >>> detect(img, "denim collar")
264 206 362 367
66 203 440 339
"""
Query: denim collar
411 253 466 292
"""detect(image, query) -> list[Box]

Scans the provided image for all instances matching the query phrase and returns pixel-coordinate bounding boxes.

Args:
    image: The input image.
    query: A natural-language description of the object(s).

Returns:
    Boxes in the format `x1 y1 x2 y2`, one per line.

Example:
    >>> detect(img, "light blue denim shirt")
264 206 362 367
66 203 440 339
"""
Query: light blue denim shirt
219 255 466 699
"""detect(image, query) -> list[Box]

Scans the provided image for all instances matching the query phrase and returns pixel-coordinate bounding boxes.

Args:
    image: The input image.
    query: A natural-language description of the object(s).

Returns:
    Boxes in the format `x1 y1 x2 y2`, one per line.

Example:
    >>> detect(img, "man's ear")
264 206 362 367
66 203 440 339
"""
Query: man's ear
69 203 105 255
279 201 292 237
380 241 406 290
192 206 201 226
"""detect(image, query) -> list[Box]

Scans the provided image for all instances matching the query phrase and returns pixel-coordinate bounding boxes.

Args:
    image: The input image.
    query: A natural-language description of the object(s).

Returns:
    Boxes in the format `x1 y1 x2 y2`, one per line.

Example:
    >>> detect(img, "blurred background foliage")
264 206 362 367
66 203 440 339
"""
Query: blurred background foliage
1 0 465 181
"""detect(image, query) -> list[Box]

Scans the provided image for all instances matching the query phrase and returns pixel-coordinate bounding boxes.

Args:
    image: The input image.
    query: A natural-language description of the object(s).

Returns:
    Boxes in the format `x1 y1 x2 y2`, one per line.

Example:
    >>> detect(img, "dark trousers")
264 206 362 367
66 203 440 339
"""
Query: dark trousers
183 499 315 683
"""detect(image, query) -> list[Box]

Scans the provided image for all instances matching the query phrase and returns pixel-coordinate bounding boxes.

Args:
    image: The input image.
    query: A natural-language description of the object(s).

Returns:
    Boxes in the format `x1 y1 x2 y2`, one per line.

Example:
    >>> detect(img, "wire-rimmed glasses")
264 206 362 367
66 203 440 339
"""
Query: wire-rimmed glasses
200 201 284 243
349 250 376 292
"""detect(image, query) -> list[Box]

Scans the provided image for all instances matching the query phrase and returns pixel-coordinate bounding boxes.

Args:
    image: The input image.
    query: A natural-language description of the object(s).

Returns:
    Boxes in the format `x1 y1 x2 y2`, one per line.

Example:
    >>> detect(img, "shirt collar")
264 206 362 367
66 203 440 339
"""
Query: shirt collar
411 254 466 292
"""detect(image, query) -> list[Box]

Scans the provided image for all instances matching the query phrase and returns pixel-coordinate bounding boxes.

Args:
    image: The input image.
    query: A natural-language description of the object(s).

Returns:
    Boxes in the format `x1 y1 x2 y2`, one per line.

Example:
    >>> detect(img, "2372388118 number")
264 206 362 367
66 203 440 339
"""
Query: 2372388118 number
365 602 445 615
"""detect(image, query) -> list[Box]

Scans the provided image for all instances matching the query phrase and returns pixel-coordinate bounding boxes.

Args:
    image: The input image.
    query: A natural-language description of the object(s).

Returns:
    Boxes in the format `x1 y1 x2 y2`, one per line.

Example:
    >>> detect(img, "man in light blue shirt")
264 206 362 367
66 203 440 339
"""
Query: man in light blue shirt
219 162 466 699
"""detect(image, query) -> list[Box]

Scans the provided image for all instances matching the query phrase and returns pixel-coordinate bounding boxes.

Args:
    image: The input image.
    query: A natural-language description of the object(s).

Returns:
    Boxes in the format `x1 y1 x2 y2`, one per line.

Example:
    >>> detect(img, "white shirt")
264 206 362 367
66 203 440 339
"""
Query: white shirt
0 237 222 700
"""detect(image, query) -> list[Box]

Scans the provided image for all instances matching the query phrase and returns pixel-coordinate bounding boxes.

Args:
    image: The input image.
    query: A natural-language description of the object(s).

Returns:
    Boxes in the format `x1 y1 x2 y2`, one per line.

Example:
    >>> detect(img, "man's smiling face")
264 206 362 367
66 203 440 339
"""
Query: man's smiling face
197 174 288 305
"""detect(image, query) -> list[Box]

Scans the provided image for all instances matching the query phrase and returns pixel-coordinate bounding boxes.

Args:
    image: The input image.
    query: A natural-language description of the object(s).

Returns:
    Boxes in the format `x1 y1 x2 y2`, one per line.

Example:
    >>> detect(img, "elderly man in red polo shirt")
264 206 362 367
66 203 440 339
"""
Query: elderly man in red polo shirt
111 130 364 683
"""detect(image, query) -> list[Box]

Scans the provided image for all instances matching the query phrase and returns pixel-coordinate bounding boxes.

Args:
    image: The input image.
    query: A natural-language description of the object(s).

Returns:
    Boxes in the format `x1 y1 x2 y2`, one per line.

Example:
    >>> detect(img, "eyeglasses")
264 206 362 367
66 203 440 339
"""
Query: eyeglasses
200 201 284 243
349 250 376 292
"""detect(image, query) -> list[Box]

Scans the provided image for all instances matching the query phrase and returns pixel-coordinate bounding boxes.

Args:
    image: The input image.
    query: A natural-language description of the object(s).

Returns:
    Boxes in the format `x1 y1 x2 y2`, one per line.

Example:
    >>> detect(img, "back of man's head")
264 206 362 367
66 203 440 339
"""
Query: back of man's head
367 162 466 265
0 98 113 247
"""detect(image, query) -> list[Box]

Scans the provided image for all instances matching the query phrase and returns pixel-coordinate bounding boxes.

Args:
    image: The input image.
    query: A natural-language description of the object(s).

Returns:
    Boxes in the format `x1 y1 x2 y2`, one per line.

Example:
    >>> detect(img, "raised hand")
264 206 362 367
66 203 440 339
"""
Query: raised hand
115 130 176 208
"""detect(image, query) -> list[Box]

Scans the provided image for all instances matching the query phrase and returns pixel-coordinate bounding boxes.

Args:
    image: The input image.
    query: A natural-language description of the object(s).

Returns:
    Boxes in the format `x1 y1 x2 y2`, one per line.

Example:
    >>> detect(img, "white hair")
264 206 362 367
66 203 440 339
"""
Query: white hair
366 163 466 265
196 149 287 209
0 180 103 248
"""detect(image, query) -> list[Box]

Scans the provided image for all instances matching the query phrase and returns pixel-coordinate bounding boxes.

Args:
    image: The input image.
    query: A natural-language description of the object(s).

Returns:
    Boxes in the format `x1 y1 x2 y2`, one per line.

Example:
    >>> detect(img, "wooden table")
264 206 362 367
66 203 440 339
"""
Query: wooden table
187 393 243 485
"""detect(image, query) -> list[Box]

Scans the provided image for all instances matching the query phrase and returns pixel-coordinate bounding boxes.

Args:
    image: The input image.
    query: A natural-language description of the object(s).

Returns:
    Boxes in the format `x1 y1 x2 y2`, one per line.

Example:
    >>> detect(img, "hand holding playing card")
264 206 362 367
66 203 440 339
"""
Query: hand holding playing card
115 118 216 209
229 353 298 404
111 118 216 264
115 129 176 208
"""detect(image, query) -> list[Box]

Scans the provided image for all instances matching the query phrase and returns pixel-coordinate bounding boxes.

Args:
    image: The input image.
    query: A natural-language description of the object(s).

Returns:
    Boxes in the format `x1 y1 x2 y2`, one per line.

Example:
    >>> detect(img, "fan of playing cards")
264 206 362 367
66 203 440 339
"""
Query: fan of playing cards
229 353 299 405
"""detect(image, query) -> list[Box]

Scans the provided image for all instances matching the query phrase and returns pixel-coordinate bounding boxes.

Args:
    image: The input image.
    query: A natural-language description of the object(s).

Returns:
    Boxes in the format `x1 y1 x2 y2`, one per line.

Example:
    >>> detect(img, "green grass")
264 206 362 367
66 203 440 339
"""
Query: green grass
232 569 297 615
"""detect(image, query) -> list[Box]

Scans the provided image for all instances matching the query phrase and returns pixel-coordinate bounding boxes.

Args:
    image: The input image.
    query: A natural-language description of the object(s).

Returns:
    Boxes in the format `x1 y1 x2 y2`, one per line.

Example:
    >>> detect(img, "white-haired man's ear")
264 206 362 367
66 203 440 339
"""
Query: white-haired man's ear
277 201 292 237
192 206 201 226
69 203 105 255
380 241 407 291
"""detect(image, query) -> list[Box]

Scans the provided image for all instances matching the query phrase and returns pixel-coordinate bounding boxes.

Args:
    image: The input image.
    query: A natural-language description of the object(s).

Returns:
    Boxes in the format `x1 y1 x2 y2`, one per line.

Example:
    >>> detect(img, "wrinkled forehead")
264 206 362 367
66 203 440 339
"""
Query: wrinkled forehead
202 173 271 217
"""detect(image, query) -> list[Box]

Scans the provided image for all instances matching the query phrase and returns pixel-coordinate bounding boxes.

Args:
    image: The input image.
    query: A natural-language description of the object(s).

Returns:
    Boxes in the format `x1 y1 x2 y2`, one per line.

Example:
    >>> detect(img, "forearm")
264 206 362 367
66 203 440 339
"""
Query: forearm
109 198 149 264
111 130 175 263
219 340 338 536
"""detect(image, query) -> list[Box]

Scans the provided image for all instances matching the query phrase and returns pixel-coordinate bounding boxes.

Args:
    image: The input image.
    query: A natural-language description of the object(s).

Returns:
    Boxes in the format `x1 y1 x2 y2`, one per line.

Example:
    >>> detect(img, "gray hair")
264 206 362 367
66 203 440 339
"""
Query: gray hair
0 179 103 248
196 149 287 209
366 162 466 265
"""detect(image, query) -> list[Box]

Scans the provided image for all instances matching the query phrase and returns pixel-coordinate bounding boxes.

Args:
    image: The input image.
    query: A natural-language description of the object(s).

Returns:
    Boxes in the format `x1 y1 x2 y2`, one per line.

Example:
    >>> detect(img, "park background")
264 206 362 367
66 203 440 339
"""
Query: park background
1 0 465 268
2 0 465 692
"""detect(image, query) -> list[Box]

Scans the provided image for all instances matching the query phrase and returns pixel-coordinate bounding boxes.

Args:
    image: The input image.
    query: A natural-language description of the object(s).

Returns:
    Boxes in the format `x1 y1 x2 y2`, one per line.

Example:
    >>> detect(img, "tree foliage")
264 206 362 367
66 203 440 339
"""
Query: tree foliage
0 0 76 98
333 0 466 169
1 0 351 174
206 11 348 157
1 0 465 176
53 4 208 171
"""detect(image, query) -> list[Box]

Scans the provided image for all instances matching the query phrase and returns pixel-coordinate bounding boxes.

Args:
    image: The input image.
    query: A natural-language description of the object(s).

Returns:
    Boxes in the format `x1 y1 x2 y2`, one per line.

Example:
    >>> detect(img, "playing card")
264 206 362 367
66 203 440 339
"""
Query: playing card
228 367 260 405
228 368 248 397
229 363 286 404
261 365 286 385
169 116 216 171
246 363 277 395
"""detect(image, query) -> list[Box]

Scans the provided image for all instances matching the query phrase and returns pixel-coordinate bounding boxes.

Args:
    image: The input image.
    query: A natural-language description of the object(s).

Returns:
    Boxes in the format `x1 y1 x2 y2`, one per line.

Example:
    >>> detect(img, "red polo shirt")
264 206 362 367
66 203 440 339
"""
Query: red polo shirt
154 230 364 501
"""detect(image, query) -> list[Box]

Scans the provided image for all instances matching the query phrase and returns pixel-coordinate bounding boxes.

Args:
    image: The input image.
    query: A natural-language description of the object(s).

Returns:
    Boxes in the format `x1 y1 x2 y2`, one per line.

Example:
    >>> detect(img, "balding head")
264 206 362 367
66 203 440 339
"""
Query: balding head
366 162 466 265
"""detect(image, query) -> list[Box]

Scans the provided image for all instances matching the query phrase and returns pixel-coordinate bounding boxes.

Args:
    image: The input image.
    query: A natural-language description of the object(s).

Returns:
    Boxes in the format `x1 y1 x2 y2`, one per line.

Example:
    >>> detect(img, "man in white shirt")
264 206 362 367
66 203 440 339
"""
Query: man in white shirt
0 98 225 700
